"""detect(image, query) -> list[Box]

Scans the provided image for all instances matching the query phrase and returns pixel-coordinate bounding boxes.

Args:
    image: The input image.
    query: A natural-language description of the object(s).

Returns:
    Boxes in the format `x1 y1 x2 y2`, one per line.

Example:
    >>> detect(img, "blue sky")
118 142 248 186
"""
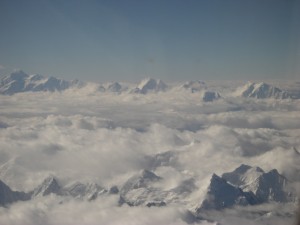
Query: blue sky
0 0 299 82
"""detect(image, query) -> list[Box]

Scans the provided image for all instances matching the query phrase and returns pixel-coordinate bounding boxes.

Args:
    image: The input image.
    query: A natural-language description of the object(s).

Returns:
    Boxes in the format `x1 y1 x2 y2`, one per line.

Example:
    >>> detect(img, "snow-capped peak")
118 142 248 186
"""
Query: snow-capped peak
222 164 264 187
221 164 291 203
32 176 61 198
0 70 81 95
195 173 257 212
132 78 167 94
235 82 291 99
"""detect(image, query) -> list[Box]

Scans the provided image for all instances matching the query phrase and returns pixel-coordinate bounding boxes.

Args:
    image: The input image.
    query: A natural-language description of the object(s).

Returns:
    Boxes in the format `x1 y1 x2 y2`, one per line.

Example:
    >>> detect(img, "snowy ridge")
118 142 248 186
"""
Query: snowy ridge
222 164 264 187
1 70 299 101
235 82 293 99
0 70 82 95
0 165 294 210
222 164 292 203
31 176 61 198
63 182 107 200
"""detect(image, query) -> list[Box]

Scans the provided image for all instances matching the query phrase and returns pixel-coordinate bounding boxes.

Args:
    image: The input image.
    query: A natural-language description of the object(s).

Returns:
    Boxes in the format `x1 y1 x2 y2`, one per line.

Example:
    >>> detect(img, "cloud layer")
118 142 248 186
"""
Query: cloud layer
0 81 299 224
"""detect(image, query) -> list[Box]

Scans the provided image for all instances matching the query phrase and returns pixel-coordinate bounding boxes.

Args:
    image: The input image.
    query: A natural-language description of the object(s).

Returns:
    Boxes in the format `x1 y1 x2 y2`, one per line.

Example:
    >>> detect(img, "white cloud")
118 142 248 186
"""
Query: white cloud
0 81 299 224
0 195 214 225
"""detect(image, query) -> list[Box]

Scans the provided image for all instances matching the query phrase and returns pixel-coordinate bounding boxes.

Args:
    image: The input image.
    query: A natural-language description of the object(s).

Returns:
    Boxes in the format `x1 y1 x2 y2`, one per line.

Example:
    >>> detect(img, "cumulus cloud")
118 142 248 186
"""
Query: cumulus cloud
0 195 211 225
0 81 299 224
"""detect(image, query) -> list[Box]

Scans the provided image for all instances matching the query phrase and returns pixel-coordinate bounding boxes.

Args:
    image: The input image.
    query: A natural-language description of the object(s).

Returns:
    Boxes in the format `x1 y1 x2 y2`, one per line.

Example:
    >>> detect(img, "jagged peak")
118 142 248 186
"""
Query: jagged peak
208 173 229 188
233 164 264 174
140 169 161 180
106 82 122 92
135 78 167 94
32 175 61 197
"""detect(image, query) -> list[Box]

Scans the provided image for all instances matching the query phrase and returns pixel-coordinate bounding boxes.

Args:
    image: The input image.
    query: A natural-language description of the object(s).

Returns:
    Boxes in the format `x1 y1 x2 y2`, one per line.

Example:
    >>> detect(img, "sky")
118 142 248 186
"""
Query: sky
0 0 299 82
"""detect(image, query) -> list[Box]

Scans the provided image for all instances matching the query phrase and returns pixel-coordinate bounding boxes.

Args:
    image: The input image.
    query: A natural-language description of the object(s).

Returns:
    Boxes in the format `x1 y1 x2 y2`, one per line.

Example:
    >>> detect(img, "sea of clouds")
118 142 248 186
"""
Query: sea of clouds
0 81 299 225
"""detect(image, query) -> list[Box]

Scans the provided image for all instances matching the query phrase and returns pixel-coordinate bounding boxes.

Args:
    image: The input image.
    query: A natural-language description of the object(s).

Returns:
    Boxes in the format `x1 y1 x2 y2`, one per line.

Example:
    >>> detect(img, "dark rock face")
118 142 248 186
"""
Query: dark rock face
0 180 30 206
202 91 221 102
196 174 258 212
222 164 290 203
109 186 119 194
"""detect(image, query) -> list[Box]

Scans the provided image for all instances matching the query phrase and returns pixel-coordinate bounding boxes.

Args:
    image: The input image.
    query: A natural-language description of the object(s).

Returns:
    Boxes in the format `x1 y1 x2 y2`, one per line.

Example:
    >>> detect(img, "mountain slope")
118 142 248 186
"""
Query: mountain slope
235 82 292 99
0 70 82 95
195 174 258 212
0 179 30 206
31 176 61 198
131 78 167 94
222 164 291 203
64 182 107 200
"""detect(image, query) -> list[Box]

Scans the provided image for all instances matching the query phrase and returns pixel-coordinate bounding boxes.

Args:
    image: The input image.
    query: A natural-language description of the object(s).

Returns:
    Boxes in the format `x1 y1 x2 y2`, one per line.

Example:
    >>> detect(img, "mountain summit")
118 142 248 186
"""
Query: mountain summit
132 78 167 94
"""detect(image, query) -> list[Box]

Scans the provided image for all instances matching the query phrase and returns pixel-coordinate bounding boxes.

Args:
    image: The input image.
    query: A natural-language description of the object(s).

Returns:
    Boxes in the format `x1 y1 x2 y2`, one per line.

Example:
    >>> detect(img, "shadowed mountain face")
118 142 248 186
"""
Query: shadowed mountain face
196 174 258 212
195 164 294 213
222 164 291 203
201 91 221 102
0 180 30 205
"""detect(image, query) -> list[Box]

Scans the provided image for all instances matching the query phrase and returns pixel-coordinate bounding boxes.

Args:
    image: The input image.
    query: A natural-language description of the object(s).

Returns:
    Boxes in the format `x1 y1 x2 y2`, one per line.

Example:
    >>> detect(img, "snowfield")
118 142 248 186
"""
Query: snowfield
0 72 299 225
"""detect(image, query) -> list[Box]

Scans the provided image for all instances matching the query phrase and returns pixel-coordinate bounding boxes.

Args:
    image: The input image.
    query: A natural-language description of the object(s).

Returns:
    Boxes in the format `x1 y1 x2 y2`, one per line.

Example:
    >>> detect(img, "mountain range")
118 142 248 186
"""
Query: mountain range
0 70 82 95
0 71 299 100
0 165 295 211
